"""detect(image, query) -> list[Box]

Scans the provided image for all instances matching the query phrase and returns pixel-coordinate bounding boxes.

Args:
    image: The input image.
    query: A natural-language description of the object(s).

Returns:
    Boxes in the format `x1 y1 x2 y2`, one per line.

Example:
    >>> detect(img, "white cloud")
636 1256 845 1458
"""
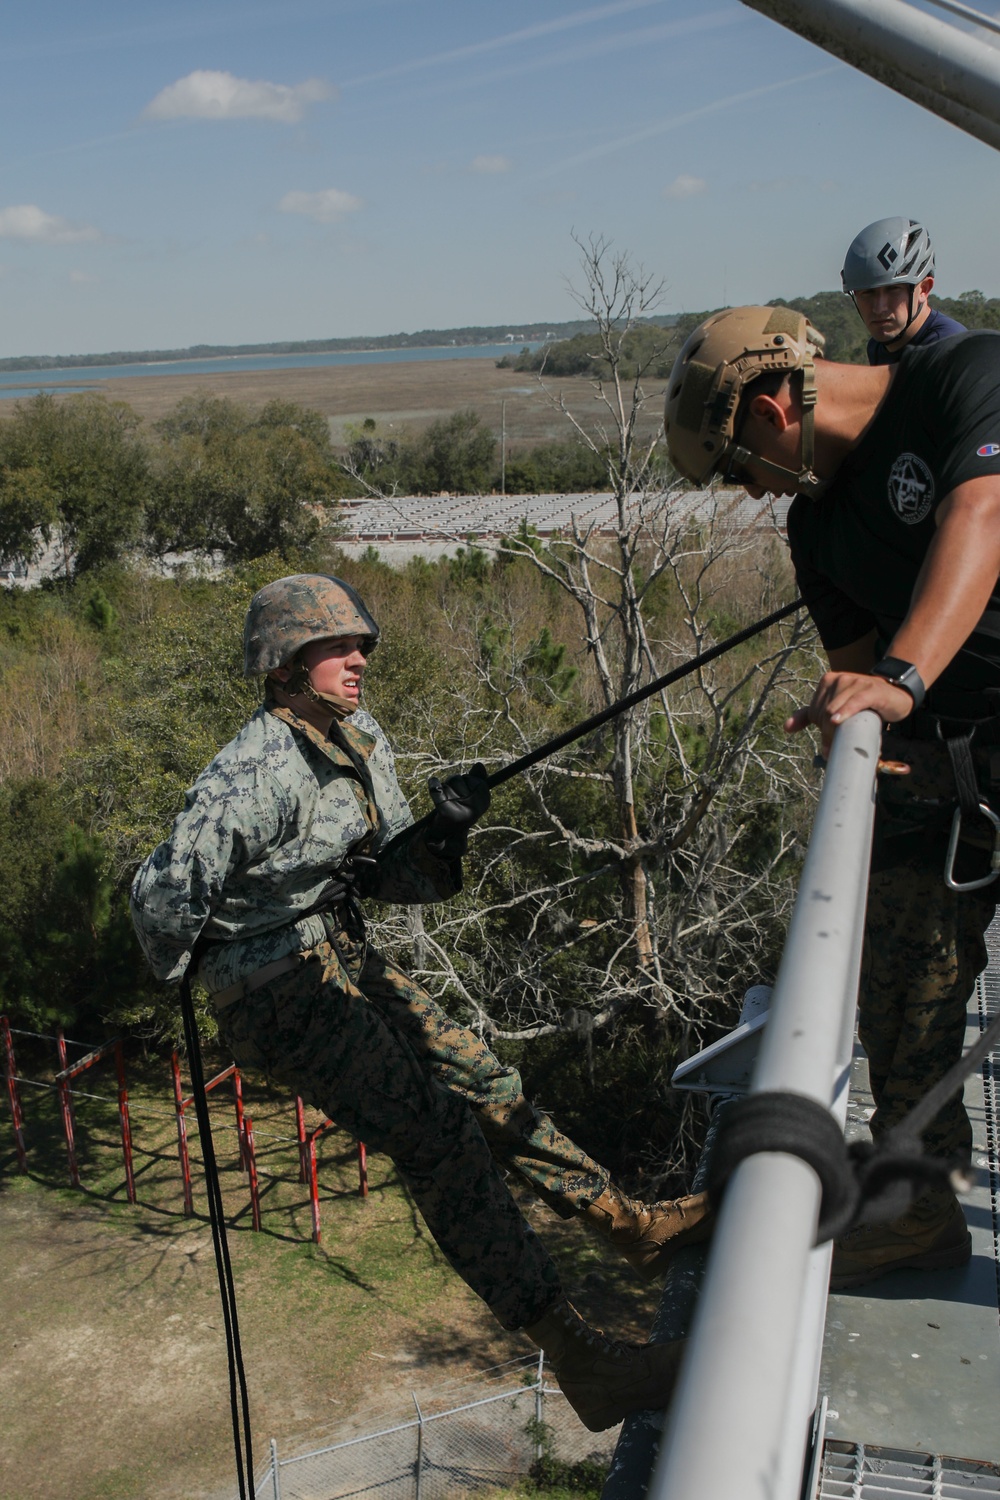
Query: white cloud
471 154 512 174
0 204 102 243
278 188 362 224
144 70 333 124
663 174 707 200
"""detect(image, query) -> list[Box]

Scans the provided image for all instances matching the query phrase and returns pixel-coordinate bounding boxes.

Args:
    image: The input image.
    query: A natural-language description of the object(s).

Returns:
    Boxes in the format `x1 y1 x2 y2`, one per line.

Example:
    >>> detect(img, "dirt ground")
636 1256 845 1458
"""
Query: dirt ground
0 1064 661 1500
14 353 664 452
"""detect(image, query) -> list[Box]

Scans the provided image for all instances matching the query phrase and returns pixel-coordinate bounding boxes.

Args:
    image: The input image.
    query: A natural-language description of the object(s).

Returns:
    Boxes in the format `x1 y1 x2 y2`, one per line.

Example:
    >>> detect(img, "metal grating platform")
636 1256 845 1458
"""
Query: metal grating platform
818 918 1000 1477
819 1440 1000 1497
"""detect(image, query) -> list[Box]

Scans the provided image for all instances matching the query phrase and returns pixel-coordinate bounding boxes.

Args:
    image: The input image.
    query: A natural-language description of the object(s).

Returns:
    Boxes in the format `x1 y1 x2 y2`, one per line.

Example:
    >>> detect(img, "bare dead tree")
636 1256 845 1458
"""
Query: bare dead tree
353 237 822 1182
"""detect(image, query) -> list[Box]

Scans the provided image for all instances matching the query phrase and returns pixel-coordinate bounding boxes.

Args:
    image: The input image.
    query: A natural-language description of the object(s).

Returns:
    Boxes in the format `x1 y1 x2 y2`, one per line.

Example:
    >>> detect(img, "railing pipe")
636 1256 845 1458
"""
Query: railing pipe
650 709 881 1500
741 0 1000 154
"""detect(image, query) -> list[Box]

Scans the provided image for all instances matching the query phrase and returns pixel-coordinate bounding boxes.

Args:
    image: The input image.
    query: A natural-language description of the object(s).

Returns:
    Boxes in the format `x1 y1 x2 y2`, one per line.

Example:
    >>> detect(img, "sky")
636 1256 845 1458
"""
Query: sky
3 0 1000 357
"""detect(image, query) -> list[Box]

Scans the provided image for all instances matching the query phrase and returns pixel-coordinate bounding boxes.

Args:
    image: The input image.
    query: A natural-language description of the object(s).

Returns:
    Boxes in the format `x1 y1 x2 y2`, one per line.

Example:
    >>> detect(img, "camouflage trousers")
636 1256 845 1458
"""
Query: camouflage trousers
216 925 610 1329
861 733 1000 1165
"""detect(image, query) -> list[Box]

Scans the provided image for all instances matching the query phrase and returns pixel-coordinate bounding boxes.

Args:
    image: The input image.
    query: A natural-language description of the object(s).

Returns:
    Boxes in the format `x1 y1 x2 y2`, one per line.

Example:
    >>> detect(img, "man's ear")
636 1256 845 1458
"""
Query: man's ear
269 665 291 685
914 274 934 309
747 392 790 432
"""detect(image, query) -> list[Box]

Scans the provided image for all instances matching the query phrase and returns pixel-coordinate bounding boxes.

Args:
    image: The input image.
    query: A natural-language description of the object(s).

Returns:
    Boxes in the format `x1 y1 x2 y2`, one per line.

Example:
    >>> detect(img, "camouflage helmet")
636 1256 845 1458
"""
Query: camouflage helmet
841 217 935 292
243 574 379 677
663 305 827 497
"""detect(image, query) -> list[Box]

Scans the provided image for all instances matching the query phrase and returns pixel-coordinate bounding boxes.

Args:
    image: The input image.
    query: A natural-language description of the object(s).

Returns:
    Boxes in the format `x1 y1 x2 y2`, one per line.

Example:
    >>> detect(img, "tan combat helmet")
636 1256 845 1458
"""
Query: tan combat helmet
243 574 379 677
663 306 827 497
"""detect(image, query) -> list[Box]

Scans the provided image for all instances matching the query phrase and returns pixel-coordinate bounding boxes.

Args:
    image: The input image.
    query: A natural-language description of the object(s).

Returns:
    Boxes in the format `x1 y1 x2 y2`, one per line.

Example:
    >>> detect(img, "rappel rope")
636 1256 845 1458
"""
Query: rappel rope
180 970 254 1499
184 598 807 1495
486 596 805 791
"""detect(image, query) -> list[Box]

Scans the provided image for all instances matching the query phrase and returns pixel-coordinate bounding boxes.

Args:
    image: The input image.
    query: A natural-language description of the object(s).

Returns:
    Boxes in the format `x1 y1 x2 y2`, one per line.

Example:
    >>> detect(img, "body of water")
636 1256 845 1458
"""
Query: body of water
0 342 542 400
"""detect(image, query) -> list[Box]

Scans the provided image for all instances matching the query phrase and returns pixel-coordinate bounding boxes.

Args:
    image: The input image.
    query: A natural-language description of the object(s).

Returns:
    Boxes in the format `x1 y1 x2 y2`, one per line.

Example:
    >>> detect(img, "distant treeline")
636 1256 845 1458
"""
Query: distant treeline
0 317 681 374
0 331 561 373
499 289 1000 376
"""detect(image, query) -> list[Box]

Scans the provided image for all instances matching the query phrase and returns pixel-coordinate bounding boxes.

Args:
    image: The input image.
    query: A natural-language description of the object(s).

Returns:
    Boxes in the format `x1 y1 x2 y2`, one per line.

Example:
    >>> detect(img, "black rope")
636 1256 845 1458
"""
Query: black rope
179 972 254 1498
487 596 804 792
388 597 805 852
708 1006 1000 1244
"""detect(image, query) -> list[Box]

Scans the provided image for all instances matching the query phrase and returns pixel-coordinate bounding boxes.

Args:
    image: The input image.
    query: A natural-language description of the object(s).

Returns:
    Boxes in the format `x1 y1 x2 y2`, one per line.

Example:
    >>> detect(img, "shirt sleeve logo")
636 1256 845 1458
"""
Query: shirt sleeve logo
977 442 1000 457
887 452 935 524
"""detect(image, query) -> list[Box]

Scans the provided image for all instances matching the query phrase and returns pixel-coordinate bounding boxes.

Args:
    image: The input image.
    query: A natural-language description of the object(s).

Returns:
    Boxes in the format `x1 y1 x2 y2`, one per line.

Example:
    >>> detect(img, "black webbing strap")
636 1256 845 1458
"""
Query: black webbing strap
179 971 254 1498
707 1091 855 1241
944 728 981 819
708 1005 1000 1243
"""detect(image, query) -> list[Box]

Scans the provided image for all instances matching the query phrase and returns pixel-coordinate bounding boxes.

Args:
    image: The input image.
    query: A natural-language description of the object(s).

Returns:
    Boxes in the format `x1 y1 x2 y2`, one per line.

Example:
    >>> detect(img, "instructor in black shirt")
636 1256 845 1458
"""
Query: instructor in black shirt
664 306 1000 1288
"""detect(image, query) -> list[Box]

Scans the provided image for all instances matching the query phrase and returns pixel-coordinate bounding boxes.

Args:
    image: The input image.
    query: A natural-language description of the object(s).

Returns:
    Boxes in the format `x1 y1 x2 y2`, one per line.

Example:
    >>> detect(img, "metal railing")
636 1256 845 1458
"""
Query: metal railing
741 0 1000 153
647 710 881 1500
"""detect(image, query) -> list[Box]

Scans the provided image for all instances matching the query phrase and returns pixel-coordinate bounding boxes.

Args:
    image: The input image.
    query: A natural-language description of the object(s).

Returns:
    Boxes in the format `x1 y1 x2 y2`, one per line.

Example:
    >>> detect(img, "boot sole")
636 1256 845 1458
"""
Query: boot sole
830 1231 972 1291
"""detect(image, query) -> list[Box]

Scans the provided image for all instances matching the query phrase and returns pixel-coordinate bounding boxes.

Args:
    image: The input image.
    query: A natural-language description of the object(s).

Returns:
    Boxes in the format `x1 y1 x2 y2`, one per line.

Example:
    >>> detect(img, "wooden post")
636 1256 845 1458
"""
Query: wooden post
171 1050 193 1216
1 1017 27 1172
114 1042 136 1204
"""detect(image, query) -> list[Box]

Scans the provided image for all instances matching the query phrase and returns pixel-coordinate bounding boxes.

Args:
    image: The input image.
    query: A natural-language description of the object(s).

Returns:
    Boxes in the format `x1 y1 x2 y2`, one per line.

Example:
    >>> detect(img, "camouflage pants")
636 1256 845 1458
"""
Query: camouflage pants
861 734 999 1165
216 925 609 1329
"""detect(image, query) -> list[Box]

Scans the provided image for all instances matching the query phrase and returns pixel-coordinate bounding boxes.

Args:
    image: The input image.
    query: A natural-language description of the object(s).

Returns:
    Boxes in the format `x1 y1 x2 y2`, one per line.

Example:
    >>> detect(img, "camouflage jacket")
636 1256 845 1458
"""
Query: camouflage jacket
130 699 459 989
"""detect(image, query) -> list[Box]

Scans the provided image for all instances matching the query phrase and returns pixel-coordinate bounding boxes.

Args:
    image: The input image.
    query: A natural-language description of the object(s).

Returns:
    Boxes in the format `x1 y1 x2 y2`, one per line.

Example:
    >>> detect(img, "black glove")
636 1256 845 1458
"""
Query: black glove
426 763 491 859
319 853 378 909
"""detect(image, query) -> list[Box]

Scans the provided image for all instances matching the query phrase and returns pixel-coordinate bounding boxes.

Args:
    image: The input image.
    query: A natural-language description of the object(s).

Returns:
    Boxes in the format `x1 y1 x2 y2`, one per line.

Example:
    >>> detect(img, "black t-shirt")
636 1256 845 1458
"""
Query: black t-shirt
867 306 966 366
787 331 1000 697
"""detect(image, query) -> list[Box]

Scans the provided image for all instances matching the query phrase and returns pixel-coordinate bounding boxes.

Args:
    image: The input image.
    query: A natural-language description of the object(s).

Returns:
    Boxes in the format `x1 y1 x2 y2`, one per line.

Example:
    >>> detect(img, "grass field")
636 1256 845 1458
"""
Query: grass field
0 1049 661 1500
17 353 665 454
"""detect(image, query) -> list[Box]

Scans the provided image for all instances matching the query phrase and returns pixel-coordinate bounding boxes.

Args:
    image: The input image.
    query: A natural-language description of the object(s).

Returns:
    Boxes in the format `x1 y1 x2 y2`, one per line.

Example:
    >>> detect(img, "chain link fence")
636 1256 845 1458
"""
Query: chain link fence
249 1355 620 1500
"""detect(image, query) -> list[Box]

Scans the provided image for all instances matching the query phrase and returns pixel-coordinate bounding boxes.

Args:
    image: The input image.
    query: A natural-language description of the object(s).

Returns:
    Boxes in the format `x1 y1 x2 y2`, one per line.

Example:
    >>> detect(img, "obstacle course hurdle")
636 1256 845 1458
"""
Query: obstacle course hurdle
171 1051 259 1228
295 1095 368 1243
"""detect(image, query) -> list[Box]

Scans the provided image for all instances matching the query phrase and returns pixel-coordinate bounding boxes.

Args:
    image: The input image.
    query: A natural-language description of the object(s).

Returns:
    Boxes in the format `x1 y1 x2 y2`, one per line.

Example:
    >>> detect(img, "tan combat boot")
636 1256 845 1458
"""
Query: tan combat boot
582 1183 713 1282
524 1297 682 1432
830 1190 971 1291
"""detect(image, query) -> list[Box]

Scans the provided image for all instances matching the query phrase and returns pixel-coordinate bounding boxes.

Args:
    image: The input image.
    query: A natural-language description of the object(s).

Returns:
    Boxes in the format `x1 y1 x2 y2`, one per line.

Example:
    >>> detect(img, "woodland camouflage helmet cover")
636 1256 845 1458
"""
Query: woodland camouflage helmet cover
663 305 827 496
243 574 380 676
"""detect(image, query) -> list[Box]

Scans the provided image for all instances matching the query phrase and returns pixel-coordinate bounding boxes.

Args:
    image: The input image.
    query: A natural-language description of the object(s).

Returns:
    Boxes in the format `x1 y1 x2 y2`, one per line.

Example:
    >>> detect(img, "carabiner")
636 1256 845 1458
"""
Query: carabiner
944 801 1000 891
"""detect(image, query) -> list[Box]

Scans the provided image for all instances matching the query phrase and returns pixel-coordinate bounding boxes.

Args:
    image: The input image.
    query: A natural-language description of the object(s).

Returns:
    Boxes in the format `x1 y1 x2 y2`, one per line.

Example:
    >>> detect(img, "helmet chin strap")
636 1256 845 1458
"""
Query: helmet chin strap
284 658 356 720
724 357 829 500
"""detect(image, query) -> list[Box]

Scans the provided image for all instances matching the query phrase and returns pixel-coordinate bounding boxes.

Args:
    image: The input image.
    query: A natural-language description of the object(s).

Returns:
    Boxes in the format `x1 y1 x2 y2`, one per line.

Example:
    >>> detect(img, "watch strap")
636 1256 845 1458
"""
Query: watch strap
870 656 926 711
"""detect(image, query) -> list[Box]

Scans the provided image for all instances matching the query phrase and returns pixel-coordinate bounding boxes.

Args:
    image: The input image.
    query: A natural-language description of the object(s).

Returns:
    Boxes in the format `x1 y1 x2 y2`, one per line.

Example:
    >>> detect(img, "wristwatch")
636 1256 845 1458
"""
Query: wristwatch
870 656 926 711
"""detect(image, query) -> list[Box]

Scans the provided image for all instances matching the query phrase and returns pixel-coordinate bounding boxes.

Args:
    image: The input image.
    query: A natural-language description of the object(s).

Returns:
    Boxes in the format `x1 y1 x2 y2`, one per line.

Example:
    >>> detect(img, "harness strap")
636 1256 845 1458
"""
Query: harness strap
943 728 981 817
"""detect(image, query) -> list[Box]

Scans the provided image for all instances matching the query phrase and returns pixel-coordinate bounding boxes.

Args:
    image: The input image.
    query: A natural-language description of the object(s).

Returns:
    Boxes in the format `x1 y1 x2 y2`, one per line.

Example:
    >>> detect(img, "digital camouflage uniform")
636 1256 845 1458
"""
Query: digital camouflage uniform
131 691 610 1331
862 734 999 1166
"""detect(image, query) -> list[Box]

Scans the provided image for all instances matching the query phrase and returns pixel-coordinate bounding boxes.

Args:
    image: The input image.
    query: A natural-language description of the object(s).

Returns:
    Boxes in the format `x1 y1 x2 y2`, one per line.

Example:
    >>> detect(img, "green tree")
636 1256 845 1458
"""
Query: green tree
149 394 346 562
0 393 151 574
400 409 497 494
0 782 138 1032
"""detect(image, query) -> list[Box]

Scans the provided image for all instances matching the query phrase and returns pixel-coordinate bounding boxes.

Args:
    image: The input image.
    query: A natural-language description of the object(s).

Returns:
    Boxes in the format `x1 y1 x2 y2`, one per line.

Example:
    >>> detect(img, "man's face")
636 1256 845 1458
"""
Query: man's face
299 634 368 705
852 276 931 345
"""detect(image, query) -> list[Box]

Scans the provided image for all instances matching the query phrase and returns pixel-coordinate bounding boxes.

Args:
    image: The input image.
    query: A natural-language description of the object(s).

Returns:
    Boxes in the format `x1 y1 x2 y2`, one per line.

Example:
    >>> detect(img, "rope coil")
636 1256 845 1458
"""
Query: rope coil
708 1007 1000 1243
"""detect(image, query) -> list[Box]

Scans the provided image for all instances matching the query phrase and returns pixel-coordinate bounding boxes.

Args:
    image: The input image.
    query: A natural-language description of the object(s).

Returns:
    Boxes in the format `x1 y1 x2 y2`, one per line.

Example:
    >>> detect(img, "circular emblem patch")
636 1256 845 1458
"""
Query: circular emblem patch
887 452 935 524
